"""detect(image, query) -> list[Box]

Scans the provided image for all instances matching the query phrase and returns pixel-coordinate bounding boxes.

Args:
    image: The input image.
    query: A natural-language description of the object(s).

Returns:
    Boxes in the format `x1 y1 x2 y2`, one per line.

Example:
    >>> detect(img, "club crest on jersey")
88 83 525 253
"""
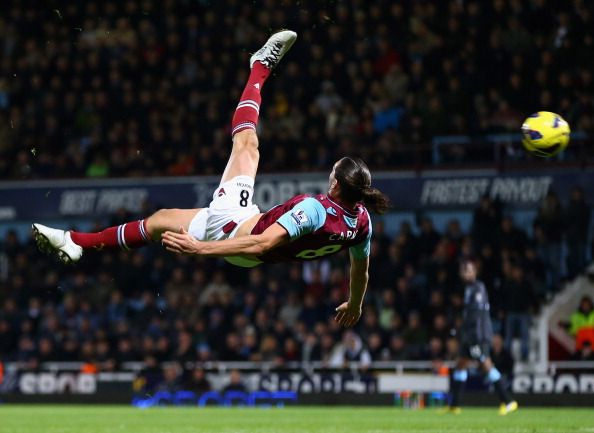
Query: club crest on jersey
217 188 226 197
329 230 358 241
291 210 309 226
343 215 357 228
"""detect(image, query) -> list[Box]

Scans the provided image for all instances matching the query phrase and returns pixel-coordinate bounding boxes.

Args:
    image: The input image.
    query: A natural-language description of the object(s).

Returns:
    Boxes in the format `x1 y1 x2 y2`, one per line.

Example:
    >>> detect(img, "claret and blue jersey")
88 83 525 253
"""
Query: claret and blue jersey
251 194 372 263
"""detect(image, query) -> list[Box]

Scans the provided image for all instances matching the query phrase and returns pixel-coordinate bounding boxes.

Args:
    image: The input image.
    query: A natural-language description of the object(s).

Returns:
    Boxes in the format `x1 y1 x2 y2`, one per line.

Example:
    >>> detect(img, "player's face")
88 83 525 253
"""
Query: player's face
460 262 477 282
328 163 338 191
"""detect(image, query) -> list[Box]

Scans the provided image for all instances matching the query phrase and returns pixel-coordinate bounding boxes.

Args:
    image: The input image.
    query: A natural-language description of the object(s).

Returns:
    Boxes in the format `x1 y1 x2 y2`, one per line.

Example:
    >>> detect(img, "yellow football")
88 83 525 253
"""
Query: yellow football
521 111 570 157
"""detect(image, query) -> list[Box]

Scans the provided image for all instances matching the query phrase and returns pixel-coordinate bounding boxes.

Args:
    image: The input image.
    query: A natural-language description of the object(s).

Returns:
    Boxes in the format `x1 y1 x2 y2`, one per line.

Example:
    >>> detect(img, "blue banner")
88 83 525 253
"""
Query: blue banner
1 169 593 221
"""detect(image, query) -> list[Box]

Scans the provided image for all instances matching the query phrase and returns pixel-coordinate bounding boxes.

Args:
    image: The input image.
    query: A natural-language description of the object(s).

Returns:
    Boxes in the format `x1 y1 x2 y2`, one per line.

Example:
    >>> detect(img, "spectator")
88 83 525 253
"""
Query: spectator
196 344 212 363
430 313 451 342
472 196 501 249
199 270 231 305
298 294 324 328
367 333 387 361
115 338 137 364
499 216 528 257
491 334 514 381
37 337 56 364
372 220 392 258
278 292 302 328
156 362 183 393
0 319 17 356
417 217 441 262
378 289 396 330
256 334 280 363
424 337 444 361
219 333 246 362
502 264 536 361
402 311 428 359
317 333 337 365
569 296 594 352
223 370 247 393
175 331 195 364
388 335 409 361
282 338 300 362
301 333 319 363
315 81 343 115
185 367 212 394
534 191 564 284
523 245 548 299
329 331 372 368
136 356 162 395
444 337 459 361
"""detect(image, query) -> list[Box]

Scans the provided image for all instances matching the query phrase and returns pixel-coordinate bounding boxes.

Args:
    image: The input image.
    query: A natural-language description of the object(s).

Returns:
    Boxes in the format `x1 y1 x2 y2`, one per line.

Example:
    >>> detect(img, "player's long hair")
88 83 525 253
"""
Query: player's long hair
334 157 390 214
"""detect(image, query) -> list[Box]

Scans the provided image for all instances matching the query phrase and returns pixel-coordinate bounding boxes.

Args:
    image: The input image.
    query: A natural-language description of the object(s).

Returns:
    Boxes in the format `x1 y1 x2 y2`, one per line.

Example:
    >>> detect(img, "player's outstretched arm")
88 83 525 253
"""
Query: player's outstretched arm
335 255 369 328
161 224 289 257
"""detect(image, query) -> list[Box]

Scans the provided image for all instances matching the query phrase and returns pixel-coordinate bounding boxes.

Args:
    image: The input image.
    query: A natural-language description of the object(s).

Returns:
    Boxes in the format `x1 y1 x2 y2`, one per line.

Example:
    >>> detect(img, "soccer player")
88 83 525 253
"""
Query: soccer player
446 259 518 415
32 30 389 328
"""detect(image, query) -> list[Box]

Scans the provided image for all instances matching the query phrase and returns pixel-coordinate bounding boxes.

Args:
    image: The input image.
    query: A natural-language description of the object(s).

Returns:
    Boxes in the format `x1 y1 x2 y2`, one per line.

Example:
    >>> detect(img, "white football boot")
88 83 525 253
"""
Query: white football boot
32 223 83 264
250 30 297 69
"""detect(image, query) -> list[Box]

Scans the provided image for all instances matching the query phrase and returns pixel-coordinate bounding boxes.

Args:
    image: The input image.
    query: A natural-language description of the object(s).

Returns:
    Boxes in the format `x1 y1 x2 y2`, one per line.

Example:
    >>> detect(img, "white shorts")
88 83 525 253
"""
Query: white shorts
188 175 260 242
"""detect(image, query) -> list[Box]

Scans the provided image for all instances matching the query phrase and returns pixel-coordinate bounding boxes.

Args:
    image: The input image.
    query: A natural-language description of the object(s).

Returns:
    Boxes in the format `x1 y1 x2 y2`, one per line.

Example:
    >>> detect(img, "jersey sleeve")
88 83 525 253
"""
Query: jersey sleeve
276 197 327 240
349 214 372 260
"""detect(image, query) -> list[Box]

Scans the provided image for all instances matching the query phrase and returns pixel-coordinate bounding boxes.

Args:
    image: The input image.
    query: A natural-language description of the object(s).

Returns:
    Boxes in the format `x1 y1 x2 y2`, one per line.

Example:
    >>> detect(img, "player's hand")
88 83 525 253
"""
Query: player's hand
334 301 361 328
162 227 200 255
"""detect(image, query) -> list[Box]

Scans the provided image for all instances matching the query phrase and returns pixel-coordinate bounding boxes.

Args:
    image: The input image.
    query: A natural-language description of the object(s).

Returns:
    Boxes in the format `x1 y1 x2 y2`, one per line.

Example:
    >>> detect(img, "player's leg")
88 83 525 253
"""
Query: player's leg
480 358 518 415
448 357 469 411
32 31 298 263
220 30 297 184
33 208 201 263
144 208 202 240
221 129 260 184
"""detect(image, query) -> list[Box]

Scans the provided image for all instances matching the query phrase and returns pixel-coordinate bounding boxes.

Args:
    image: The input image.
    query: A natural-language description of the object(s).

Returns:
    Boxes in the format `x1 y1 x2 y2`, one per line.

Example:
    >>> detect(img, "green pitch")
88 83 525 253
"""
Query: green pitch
0 406 593 433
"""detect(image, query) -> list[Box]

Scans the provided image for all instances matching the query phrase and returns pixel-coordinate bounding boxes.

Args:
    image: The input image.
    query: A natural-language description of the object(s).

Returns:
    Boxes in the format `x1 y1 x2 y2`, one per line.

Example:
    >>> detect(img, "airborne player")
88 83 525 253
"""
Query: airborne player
33 30 389 328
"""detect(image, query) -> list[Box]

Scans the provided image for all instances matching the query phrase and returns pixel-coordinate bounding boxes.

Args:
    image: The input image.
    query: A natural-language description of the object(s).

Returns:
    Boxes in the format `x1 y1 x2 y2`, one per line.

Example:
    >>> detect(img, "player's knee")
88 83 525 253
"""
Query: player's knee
146 208 175 238
232 131 259 155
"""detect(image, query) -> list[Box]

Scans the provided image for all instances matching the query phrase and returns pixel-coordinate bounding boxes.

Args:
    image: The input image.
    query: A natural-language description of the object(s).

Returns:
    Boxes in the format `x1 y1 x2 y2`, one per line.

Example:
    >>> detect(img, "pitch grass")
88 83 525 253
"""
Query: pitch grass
0 406 593 433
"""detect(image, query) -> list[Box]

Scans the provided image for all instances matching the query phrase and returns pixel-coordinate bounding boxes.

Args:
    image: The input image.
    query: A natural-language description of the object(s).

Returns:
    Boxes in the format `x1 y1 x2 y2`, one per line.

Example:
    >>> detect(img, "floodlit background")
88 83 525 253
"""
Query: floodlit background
0 0 593 421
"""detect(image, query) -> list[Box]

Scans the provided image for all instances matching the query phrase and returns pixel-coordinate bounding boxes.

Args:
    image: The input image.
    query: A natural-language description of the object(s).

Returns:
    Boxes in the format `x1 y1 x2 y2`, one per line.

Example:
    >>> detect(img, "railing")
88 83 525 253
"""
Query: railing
432 131 591 166
6 360 594 375
5 360 441 374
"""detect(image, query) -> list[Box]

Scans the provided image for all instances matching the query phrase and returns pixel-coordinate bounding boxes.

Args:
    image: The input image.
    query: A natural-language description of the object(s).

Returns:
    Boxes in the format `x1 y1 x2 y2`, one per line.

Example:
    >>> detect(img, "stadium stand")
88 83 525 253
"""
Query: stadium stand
0 0 593 178
0 193 586 375
1 1 594 396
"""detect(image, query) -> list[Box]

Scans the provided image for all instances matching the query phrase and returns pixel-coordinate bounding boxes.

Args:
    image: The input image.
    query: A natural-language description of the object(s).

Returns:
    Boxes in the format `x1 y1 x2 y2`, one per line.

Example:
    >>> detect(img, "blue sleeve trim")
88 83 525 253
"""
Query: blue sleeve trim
349 214 372 259
453 369 468 382
276 198 327 240
487 367 501 383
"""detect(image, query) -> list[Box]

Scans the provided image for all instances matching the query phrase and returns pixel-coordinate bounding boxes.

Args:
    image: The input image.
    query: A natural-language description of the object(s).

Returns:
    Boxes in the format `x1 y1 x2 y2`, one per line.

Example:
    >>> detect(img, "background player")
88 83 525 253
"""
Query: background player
446 259 518 415
32 30 389 328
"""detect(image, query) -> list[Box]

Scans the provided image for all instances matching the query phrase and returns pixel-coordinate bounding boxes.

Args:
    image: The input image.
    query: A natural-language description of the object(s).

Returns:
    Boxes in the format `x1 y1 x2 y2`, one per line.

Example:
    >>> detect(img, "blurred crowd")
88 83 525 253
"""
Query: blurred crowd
1 0 594 179
0 190 590 376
